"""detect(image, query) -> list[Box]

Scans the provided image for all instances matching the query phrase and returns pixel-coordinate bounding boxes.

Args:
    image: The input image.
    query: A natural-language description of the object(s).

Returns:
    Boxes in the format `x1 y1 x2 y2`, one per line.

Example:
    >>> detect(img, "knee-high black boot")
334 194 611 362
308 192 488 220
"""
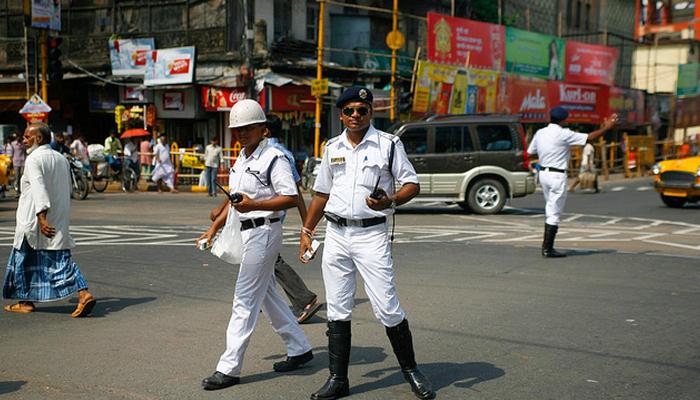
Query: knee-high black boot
386 319 436 400
311 321 351 400
542 223 566 258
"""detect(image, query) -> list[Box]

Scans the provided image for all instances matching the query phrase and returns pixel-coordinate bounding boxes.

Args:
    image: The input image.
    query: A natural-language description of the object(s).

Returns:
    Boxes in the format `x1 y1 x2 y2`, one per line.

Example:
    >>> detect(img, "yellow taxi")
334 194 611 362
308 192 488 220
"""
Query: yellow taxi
652 156 700 208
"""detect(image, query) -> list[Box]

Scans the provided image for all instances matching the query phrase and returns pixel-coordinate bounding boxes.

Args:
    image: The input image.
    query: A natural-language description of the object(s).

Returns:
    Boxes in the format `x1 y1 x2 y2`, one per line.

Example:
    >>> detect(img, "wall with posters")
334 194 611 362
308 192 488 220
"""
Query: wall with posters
427 12 505 71
155 87 201 119
505 28 564 81
498 75 549 122
565 41 619 86
548 81 609 124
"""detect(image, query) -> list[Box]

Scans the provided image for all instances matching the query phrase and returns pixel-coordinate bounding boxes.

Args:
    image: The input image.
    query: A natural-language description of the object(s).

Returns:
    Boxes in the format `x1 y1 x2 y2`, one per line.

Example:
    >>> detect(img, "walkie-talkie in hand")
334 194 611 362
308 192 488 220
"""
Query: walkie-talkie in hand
215 182 243 203
369 176 384 200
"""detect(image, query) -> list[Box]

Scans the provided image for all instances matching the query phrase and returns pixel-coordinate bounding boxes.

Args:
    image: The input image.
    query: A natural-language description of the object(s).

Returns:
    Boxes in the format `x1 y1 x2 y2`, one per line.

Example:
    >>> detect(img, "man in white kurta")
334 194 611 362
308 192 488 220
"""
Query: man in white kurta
151 135 177 192
527 107 617 257
3 123 96 317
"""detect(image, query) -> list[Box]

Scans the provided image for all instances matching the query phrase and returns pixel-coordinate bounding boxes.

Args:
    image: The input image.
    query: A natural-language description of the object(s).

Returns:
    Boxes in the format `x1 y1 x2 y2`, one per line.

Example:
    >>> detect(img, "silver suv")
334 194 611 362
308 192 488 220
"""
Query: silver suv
393 115 535 214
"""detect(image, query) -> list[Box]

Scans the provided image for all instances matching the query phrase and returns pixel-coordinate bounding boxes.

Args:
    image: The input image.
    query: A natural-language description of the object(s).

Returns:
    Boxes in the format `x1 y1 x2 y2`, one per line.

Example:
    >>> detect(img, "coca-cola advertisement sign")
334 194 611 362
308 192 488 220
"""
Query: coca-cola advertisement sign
548 81 609 124
201 86 247 112
498 75 549 122
427 12 505 70
565 41 619 86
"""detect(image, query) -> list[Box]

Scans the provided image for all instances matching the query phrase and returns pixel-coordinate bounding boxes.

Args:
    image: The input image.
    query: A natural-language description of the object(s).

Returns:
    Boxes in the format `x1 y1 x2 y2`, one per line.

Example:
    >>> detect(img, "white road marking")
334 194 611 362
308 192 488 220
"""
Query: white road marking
610 186 626 192
636 186 652 191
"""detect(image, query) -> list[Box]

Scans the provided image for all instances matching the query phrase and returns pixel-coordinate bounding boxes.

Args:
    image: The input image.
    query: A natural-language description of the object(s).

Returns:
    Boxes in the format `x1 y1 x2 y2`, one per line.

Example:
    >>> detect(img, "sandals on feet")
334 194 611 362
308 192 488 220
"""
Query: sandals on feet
4 302 35 314
297 298 323 324
71 296 97 318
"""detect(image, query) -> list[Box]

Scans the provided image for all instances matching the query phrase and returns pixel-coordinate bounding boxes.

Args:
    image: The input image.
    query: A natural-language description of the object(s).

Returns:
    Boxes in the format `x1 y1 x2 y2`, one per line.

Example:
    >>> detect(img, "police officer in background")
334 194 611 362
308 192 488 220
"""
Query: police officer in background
528 107 618 258
299 87 435 400
197 99 313 391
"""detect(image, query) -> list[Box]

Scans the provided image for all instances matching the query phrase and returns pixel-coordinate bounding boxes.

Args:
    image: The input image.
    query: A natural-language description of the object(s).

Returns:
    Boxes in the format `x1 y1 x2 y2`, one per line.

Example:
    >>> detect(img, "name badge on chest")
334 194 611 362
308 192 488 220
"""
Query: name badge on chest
330 157 345 165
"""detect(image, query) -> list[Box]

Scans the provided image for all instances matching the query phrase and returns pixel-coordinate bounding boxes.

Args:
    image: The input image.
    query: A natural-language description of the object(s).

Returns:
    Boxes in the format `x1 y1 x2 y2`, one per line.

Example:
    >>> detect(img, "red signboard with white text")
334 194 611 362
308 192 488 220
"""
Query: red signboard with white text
427 12 505 71
268 84 315 112
201 86 247 112
548 81 609 124
565 41 619 86
499 75 549 122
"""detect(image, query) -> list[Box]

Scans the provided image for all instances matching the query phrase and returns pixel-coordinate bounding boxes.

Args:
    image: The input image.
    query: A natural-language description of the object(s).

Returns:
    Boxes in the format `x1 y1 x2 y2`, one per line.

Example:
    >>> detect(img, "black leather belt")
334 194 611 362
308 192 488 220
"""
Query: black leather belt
325 213 386 228
240 217 280 231
541 167 566 173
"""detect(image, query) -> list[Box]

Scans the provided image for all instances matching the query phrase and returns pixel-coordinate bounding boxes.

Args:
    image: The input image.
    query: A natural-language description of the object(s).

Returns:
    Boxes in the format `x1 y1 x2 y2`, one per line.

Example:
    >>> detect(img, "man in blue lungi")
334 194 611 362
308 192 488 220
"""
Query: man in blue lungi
3 123 96 317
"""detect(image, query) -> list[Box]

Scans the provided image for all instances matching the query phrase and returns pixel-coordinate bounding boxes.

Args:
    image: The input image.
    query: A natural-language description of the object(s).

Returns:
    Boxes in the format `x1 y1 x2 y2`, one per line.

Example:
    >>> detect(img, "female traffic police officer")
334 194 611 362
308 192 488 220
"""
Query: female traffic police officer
527 106 618 257
197 99 313 391
299 87 435 400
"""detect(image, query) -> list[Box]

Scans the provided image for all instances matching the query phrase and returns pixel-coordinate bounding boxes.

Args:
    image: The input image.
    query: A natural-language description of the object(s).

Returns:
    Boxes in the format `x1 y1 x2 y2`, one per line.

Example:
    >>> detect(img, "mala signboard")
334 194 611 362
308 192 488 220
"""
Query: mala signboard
498 75 550 122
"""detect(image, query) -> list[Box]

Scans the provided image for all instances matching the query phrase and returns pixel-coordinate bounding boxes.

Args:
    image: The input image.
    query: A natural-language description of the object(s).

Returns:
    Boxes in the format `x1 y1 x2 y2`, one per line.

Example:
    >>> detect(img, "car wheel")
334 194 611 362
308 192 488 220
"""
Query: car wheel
661 195 687 208
467 178 506 215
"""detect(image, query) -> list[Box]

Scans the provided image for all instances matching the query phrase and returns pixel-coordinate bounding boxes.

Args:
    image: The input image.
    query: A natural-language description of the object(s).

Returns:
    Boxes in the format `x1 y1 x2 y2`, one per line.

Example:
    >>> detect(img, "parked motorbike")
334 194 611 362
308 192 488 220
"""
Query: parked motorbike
67 156 89 200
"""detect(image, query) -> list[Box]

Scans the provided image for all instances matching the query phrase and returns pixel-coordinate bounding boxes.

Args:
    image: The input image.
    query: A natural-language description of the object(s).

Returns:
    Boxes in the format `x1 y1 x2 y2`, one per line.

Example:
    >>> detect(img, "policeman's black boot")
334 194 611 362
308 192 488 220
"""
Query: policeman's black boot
311 321 351 400
386 319 436 400
542 223 566 258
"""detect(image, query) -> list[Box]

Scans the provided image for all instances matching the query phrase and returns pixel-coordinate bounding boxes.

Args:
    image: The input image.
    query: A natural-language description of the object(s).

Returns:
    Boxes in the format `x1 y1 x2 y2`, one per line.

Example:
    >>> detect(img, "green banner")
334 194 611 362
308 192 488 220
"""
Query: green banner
354 47 413 76
505 27 564 80
677 63 700 96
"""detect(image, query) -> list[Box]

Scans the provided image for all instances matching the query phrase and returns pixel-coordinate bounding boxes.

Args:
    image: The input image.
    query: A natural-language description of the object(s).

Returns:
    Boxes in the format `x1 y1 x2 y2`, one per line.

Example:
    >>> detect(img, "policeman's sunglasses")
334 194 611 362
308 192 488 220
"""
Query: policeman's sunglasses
342 106 370 117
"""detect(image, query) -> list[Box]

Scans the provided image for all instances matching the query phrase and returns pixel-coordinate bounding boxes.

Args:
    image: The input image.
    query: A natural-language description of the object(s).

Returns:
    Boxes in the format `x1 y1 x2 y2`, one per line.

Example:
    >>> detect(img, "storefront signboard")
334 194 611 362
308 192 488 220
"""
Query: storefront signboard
548 81 609 124
144 47 196 86
505 27 565 80
427 12 505 71
201 86 247 112
564 41 618 86
676 63 700 96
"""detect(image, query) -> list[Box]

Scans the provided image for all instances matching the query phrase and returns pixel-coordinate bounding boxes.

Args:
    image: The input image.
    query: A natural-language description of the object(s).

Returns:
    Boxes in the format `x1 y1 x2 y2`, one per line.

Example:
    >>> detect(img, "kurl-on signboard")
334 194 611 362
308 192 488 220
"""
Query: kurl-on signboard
548 81 609 124
565 41 619 86
427 12 505 71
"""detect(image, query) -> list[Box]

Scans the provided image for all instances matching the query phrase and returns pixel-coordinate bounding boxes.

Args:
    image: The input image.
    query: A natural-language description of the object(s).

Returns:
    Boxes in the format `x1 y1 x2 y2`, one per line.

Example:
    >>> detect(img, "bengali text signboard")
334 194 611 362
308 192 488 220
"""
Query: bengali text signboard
548 81 609 124
565 41 619 86
427 12 505 71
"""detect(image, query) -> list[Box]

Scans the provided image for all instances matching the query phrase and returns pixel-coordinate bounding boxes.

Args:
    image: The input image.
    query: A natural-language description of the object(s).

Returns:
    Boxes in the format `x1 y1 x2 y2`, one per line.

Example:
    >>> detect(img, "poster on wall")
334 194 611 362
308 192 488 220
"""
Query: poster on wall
144 46 196 86
412 61 458 114
427 12 505 70
676 63 700 96
608 87 645 126
109 39 155 76
505 28 564 80
565 41 619 86
548 81 609 124
498 75 549 122
201 86 247 111
31 0 61 31
162 92 185 111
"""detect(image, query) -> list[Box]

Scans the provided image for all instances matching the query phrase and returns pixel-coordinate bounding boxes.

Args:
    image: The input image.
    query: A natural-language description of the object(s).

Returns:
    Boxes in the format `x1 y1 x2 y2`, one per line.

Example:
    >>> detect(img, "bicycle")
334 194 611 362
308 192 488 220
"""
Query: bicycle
91 156 139 193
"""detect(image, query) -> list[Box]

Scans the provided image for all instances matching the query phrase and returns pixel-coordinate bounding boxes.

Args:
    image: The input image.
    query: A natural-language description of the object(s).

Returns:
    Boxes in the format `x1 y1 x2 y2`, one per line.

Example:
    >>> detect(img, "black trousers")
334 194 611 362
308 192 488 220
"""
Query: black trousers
274 254 316 313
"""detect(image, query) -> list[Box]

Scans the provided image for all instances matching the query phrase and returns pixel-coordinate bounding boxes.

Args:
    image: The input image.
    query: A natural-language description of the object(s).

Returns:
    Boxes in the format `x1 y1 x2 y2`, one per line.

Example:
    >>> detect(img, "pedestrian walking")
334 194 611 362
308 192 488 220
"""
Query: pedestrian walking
266 114 322 323
204 136 222 197
568 142 599 193
7 133 26 194
528 107 618 258
151 135 177 193
299 87 435 400
197 99 313 392
3 123 96 317
140 136 153 175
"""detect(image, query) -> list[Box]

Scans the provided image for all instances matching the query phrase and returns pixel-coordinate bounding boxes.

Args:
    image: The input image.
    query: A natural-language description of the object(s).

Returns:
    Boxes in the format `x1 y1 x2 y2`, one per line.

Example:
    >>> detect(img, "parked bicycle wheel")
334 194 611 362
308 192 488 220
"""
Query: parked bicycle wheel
71 172 89 200
122 168 138 193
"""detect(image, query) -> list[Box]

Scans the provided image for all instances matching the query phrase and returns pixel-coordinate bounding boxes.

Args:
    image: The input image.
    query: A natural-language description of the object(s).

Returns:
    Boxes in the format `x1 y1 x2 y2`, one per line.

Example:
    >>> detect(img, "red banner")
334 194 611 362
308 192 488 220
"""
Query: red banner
201 86 247 112
268 84 315 112
499 75 549 122
548 81 609 124
427 12 505 70
565 41 619 86
608 87 645 126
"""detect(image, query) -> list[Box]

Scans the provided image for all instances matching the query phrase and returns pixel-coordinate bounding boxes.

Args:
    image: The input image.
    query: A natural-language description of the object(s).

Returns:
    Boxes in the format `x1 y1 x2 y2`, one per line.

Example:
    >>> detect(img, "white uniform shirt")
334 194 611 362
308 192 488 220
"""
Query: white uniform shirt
229 141 297 221
313 125 418 219
13 145 75 250
527 123 588 170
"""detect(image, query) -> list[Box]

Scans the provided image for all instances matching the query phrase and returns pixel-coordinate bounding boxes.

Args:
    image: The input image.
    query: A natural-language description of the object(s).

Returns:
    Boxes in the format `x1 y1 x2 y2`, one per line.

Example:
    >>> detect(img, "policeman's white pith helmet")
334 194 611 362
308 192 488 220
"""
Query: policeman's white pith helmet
228 99 267 128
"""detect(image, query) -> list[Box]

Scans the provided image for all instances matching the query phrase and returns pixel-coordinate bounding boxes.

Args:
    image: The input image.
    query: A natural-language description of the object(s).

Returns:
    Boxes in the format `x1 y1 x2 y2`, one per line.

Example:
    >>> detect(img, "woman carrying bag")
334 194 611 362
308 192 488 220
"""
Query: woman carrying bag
196 99 313 391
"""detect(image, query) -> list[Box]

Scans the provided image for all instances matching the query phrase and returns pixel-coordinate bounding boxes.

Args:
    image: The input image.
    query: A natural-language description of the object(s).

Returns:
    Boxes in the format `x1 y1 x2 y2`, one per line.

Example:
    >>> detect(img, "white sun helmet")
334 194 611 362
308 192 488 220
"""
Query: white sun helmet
228 99 267 128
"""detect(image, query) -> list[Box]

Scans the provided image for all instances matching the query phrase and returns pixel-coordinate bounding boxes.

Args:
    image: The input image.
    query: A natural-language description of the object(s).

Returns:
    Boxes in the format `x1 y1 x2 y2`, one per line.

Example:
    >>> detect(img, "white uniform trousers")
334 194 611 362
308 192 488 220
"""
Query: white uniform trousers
539 170 568 226
321 221 405 328
216 223 312 376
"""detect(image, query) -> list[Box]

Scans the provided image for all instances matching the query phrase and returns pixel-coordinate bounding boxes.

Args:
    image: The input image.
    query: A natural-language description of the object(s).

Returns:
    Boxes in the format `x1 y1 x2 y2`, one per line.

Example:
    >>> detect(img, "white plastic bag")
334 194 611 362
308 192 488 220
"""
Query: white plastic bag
211 206 243 264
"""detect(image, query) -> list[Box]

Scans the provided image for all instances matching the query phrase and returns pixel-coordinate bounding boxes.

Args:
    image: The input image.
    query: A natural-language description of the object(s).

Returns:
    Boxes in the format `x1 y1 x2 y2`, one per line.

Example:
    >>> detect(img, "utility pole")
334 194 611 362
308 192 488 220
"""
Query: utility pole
314 0 326 158
40 29 48 101
242 0 255 99
389 0 398 122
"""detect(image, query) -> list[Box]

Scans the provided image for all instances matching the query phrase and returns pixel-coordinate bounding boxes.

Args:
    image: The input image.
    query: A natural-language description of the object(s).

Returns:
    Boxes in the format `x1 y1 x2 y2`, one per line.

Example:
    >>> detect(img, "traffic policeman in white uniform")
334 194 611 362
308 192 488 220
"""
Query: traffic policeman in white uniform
299 87 435 400
528 106 618 257
198 99 313 391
